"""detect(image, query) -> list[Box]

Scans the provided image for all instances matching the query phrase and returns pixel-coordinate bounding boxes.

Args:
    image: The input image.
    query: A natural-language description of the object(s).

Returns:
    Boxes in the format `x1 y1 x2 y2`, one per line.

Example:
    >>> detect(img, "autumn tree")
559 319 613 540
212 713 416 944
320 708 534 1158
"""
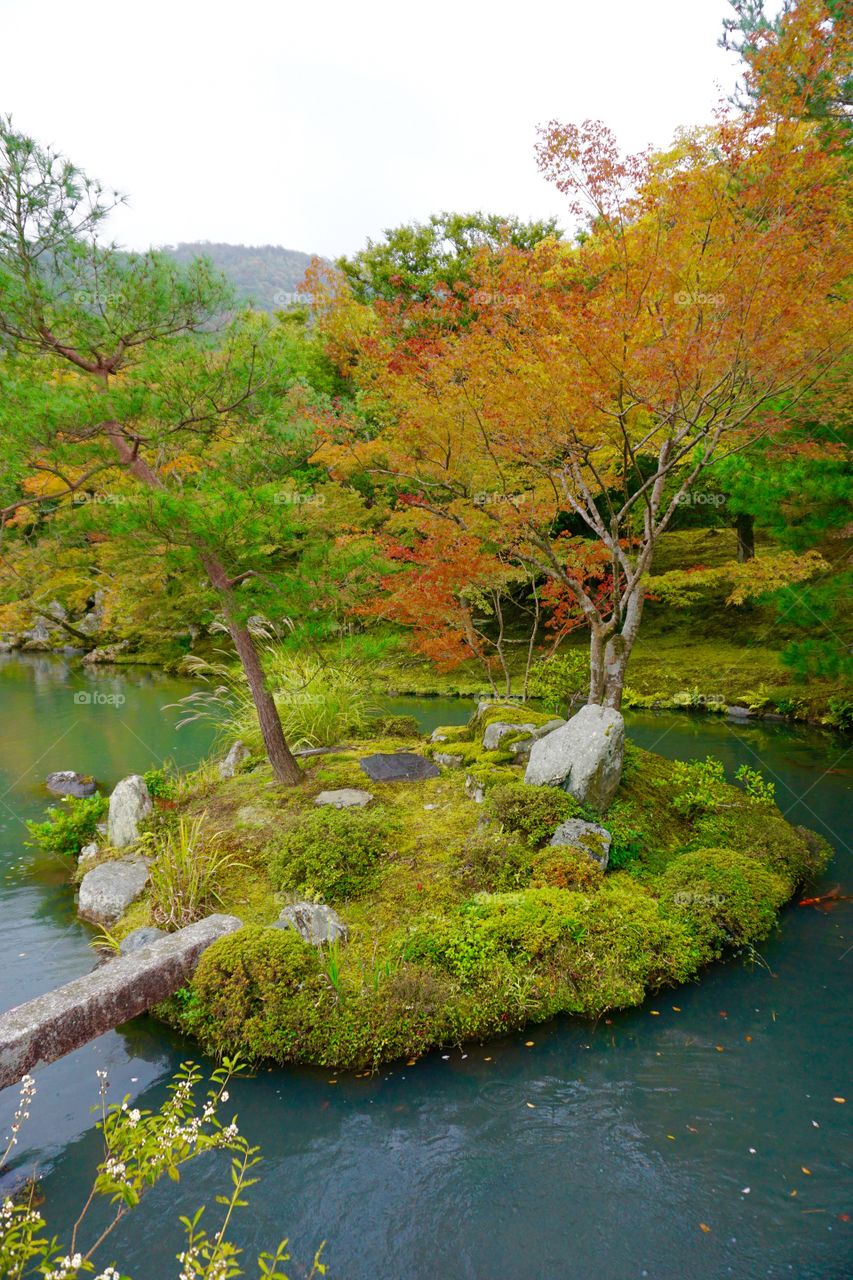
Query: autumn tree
0 119 358 784
315 83 851 708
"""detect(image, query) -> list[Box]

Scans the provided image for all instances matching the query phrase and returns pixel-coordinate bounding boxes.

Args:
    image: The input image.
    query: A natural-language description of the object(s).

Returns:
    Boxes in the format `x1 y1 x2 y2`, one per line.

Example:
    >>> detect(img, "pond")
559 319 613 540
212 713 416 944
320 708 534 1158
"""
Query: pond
0 654 850 1279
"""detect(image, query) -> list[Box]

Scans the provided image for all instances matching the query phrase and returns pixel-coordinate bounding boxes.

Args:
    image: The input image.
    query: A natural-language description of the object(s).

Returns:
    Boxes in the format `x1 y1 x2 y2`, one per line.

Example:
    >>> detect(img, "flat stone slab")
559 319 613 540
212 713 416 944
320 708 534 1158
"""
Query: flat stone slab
549 818 612 869
46 771 98 798
0 914 242 1091
313 788 373 809
359 752 440 783
274 902 347 945
78 857 151 924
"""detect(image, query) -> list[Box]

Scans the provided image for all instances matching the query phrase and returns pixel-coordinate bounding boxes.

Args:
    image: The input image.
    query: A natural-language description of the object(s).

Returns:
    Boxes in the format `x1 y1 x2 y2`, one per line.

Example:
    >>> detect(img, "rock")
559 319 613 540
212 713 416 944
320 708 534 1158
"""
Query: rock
524 705 625 810
274 902 347 946
79 841 99 863
465 773 486 804
433 752 465 768
359 752 440 782
118 925 168 955
469 699 526 728
549 818 612 869
430 729 450 742
726 705 755 720
313 788 373 809
82 641 130 665
46 770 98 799
21 617 53 650
107 775 153 848
77 857 151 924
508 719 567 759
482 720 539 751
219 740 250 779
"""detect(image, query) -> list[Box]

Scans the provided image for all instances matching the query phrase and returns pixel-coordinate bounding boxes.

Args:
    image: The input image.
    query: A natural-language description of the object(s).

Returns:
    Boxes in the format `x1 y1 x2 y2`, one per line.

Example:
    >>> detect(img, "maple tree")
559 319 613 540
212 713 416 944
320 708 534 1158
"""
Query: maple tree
313 25 851 707
0 118 370 784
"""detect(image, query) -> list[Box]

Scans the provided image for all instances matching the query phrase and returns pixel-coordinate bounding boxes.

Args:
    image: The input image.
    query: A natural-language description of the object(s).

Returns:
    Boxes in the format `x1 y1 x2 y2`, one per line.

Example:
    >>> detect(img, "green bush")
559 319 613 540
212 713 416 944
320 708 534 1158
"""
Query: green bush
26 792 108 857
658 847 789 961
530 846 604 892
689 807 831 887
457 828 532 891
143 762 179 800
190 925 319 1059
670 756 727 818
269 806 396 901
486 782 582 846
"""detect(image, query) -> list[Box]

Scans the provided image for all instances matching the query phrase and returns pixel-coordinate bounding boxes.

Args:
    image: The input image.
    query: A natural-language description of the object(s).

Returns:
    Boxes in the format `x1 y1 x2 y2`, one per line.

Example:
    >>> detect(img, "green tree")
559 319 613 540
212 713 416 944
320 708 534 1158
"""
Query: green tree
0 118 349 784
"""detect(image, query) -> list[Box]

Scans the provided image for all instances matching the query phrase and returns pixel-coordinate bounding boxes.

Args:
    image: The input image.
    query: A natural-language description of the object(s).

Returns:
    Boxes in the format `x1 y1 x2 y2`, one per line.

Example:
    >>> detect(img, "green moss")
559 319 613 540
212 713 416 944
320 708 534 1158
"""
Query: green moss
141 729 834 1071
658 847 790 961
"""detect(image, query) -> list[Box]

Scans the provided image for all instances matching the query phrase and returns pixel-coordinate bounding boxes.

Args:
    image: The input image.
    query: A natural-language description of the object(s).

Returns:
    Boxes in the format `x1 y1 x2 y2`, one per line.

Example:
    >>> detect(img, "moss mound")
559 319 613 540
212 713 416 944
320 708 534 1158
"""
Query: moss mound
135 727 833 1071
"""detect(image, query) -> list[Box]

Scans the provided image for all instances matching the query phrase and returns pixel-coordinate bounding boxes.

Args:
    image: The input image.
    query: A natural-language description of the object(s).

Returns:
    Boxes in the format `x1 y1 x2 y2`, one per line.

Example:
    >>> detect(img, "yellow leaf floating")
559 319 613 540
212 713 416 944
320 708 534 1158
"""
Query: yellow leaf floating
833 1097 846 1104
699 1223 711 1234
526 1102 536 1109
802 1167 812 1175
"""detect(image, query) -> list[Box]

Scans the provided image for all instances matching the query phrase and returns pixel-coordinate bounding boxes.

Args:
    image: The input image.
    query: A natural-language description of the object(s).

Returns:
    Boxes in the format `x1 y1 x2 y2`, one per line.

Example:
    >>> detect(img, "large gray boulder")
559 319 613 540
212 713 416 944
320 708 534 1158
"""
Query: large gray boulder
46 770 98 798
313 788 373 809
274 902 347 946
219 740 250 779
524 705 625 810
77 857 151 924
549 818 612 869
107 774 153 848
482 720 539 751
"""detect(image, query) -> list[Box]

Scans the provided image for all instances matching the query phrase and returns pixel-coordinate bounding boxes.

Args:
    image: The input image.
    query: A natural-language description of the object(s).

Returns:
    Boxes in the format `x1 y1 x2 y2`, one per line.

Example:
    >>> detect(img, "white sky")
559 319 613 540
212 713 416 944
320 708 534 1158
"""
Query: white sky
0 0 744 259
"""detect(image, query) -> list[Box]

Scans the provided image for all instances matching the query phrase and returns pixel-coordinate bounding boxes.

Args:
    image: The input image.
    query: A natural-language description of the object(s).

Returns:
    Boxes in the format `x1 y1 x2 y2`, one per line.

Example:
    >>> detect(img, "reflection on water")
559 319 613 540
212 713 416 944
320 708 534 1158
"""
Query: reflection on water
0 656 850 1279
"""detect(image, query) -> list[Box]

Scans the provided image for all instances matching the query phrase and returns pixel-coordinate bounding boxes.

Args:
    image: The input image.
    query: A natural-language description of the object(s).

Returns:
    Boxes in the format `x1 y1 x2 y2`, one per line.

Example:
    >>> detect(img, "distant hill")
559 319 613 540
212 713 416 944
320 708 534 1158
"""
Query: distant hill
160 242 318 312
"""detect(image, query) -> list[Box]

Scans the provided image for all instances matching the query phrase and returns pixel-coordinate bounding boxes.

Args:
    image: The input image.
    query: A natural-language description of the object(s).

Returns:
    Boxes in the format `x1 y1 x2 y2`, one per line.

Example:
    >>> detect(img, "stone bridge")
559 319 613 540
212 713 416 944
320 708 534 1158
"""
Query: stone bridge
0 914 241 1091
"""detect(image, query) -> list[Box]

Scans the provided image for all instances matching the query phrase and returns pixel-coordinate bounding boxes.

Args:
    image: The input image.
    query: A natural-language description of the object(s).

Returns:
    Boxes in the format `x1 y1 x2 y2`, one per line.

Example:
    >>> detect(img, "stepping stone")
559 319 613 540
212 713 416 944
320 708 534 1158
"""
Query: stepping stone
359 752 440 782
314 788 373 809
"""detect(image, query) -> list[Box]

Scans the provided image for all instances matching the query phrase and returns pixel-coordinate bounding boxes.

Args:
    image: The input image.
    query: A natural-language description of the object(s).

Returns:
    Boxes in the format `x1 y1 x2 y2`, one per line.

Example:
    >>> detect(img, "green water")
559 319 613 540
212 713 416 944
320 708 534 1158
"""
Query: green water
0 655 851 1279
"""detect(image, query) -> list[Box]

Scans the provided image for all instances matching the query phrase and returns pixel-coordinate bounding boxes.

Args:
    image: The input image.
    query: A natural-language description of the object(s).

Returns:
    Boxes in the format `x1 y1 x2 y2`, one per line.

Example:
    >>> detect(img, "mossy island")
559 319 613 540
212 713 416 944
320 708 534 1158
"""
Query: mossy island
40 698 829 1073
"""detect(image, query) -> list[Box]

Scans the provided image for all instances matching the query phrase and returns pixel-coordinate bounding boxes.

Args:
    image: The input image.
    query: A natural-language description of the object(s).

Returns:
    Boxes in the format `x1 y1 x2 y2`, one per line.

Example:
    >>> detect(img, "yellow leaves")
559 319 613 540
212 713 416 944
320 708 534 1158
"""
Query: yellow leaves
160 454 203 479
724 550 828 606
698 1223 711 1234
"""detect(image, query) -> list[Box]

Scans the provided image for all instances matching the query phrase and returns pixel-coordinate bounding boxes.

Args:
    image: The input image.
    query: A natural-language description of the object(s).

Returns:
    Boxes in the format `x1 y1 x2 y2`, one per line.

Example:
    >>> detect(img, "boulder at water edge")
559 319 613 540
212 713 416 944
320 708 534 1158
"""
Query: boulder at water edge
107 774 153 848
77 857 151 924
274 902 348 945
46 770 98 798
549 818 612 869
524 704 625 810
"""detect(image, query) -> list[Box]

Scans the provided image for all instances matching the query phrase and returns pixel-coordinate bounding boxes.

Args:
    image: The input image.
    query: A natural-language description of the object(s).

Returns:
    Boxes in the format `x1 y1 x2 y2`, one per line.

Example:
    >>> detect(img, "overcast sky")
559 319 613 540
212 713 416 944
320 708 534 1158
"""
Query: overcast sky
1 0 745 259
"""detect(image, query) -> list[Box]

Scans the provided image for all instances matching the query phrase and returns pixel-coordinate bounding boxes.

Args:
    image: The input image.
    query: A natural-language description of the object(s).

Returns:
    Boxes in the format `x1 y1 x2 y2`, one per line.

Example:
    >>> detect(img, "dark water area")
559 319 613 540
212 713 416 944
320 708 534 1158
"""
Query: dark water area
0 655 850 1279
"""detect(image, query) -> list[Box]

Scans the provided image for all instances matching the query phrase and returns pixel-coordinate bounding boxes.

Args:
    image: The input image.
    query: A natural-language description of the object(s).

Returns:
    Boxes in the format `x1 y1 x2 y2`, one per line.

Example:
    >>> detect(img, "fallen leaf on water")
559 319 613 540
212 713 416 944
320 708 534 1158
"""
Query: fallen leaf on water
742 1187 751 1194
328 1080 337 1085
406 1060 417 1067
526 1102 536 1109
802 1167 812 1175
839 1214 850 1222
666 1134 676 1141
715 1045 725 1052
525 1040 535 1047
484 1056 492 1062
834 1097 846 1104
687 1125 699 1133
745 1035 752 1042
790 1190 798 1198
650 1010 660 1016
672 1006 681 1012
699 1223 711 1234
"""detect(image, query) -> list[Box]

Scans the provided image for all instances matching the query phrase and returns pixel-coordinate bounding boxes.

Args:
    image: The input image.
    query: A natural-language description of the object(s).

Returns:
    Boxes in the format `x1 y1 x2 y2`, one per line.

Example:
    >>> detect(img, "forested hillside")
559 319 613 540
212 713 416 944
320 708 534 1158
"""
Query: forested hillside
161 241 317 310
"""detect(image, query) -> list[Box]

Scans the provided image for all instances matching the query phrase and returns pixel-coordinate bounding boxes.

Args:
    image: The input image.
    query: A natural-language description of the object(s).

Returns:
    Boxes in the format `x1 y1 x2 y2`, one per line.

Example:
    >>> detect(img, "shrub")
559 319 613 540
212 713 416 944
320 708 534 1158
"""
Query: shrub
269 806 396 901
143 761 179 800
457 828 532 891
191 925 319 1059
26 792 108 857
735 764 775 806
670 756 727 818
147 813 246 929
658 847 789 961
486 782 582 846
530 846 604 892
689 807 831 887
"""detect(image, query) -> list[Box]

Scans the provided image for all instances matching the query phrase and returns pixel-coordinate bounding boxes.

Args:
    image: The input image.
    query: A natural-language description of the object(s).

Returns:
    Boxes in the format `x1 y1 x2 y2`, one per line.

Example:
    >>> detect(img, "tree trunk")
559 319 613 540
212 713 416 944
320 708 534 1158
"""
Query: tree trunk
736 513 755 562
103 422 301 785
587 590 644 712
